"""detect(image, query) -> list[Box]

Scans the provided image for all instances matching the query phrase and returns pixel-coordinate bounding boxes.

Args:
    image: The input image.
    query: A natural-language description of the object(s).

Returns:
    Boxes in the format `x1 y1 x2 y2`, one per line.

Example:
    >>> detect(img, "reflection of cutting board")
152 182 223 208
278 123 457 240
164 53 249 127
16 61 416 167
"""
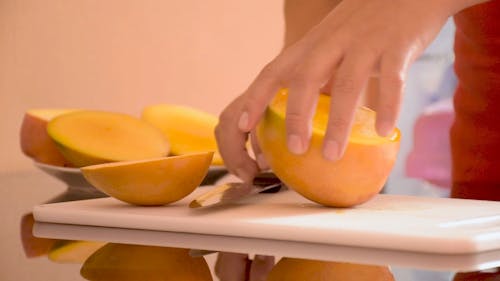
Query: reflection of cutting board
33 189 500 254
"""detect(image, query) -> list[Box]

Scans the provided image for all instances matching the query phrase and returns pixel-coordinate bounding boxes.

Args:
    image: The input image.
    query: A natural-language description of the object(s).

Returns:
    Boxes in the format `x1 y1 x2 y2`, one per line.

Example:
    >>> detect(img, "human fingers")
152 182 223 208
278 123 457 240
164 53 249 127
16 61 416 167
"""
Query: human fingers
285 82 321 155
215 252 250 281
237 63 282 133
285 44 343 154
216 96 260 182
250 130 269 170
324 50 377 161
374 49 415 136
248 255 275 281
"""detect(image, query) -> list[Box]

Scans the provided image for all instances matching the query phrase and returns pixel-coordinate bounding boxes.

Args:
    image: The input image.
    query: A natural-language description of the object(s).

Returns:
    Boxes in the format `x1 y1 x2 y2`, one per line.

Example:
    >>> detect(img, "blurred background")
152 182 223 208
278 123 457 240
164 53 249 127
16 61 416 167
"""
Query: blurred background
1 0 283 173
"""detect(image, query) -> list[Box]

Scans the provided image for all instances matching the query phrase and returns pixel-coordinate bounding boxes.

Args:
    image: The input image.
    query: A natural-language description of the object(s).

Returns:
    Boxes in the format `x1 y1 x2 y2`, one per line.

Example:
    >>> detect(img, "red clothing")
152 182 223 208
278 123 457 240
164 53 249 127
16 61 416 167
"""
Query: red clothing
451 0 500 200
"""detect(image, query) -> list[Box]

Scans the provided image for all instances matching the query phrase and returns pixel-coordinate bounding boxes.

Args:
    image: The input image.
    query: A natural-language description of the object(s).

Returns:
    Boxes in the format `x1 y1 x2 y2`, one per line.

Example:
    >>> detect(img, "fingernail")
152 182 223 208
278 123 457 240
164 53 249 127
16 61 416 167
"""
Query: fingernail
323 140 339 161
256 153 268 169
288 134 305 154
238 112 249 131
377 121 393 137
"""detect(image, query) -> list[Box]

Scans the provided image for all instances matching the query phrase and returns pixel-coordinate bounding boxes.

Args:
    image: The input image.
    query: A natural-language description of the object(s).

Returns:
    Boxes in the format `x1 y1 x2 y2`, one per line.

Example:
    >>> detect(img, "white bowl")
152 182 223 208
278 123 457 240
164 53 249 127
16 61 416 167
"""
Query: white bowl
33 162 228 190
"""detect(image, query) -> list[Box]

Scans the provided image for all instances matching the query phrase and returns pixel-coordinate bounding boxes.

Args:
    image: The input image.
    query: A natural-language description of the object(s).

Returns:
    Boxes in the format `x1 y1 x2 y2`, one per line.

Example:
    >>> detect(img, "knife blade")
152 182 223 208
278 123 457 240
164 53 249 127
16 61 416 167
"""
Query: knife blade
188 172 282 208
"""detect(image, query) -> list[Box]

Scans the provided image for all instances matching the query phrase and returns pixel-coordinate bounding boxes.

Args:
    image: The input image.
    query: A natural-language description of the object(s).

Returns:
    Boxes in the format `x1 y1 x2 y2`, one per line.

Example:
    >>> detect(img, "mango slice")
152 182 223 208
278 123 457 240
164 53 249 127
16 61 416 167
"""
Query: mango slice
48 240 106 264
47 110 169 167
20 109 77 166
141 104 223 165
267 258 394 281
81 243 213 281
256 89 400 207
81 152 213 205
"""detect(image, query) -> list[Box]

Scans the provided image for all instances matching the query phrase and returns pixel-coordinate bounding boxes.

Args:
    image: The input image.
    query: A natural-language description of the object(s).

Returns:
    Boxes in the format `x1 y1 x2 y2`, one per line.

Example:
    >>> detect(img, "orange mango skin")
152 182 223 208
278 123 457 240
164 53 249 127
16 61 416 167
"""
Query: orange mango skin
81 243 213 281
20 109 75 167
267 258 394 281
256 108 400 207
81 152 213 206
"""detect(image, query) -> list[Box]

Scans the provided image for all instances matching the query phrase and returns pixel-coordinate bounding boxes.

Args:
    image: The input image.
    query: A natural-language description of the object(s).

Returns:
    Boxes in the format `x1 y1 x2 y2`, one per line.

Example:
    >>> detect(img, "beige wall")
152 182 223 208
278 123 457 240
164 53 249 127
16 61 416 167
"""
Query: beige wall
0 0 284 172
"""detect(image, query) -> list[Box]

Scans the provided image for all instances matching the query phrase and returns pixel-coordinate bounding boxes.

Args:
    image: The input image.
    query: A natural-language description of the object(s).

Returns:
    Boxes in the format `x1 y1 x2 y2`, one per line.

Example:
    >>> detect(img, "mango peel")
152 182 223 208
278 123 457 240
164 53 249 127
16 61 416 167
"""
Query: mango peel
81 152 214 205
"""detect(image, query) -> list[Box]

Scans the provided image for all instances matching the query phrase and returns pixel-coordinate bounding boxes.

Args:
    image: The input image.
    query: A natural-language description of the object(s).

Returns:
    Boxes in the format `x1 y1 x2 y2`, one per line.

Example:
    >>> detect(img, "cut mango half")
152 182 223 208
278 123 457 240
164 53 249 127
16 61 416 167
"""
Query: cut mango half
47 110 170 167
256 89 400 207
81 243 213 281
142 104 223 165
81 152 214 205
20 108 78 167
267 257 394 281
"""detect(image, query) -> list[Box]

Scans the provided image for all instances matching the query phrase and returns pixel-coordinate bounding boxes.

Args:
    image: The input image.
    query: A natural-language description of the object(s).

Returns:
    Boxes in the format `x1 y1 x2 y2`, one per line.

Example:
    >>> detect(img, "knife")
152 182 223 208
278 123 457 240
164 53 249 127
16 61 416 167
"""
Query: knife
188 172 283 208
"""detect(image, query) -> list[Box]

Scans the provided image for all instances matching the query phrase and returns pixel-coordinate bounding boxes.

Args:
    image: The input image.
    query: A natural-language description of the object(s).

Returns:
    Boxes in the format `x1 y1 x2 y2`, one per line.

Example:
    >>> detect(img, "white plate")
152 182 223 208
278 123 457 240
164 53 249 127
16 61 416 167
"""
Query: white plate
33 161 228 188
34 162 90 188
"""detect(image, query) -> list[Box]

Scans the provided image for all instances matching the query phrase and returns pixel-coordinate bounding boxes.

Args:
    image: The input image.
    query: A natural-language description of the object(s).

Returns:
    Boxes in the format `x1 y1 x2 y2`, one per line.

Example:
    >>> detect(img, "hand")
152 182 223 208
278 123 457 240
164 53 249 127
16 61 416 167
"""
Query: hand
216 0 484 180
215 252 275 281
216 94 269 182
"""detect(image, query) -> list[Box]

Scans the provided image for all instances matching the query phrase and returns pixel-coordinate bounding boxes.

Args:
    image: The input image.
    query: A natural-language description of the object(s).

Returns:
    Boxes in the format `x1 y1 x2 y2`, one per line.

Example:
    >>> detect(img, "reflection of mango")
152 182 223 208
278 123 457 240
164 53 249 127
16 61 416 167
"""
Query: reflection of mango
81 152 213 205
48 240 106 264
267 258 394 281
48 110 170 167
20 109 77 166
142 105 223 165
20 213 58 258
81 243 213 281
257 89 400 207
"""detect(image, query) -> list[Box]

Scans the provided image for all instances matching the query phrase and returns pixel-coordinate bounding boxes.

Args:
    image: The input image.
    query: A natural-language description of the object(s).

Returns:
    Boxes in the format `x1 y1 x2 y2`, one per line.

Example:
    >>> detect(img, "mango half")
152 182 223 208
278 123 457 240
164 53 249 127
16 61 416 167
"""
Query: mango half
256 90 400 207
47 110 169 167
142 104 223 165
81 152 213 205
20 109 77 166
81 243 213 281
267 258 394 281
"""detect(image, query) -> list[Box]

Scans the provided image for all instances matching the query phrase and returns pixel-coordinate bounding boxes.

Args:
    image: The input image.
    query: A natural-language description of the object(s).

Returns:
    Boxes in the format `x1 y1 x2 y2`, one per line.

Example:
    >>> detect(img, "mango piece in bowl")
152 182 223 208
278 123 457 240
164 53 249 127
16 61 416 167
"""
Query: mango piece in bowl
47 110 170 167
256 89 400 207
141 104 223 166
20 109 77 167
81 152 213 205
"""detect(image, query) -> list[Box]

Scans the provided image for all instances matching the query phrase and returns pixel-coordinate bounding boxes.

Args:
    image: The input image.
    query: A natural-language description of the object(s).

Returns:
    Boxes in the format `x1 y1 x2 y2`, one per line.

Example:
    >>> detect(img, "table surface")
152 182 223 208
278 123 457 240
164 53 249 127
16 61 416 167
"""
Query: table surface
2 168 499 281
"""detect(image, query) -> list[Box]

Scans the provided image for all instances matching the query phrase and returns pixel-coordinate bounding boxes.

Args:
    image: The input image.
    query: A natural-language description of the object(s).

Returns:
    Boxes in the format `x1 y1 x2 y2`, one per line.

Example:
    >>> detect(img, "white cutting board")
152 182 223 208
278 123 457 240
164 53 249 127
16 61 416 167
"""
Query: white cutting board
33 188 500 254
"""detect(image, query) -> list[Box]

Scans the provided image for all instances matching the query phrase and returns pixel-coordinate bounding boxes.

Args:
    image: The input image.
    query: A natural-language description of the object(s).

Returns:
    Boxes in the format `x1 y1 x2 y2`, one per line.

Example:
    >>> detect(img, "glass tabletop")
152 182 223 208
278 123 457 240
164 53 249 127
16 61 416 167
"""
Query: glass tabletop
3 169 500 281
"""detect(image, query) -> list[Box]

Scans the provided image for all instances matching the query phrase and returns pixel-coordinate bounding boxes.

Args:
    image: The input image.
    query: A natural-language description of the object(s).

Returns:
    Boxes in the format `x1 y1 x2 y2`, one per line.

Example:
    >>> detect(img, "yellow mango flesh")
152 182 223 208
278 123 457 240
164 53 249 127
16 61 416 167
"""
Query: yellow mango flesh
256 90 400 207
142 104 223 165
81 243 213 281
47 110 169 167
81 152 213 205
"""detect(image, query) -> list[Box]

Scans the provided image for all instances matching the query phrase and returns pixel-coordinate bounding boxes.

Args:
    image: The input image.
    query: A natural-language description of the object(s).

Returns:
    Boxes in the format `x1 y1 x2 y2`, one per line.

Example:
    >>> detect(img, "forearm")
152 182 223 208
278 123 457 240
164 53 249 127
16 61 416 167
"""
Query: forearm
283 0 342 48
